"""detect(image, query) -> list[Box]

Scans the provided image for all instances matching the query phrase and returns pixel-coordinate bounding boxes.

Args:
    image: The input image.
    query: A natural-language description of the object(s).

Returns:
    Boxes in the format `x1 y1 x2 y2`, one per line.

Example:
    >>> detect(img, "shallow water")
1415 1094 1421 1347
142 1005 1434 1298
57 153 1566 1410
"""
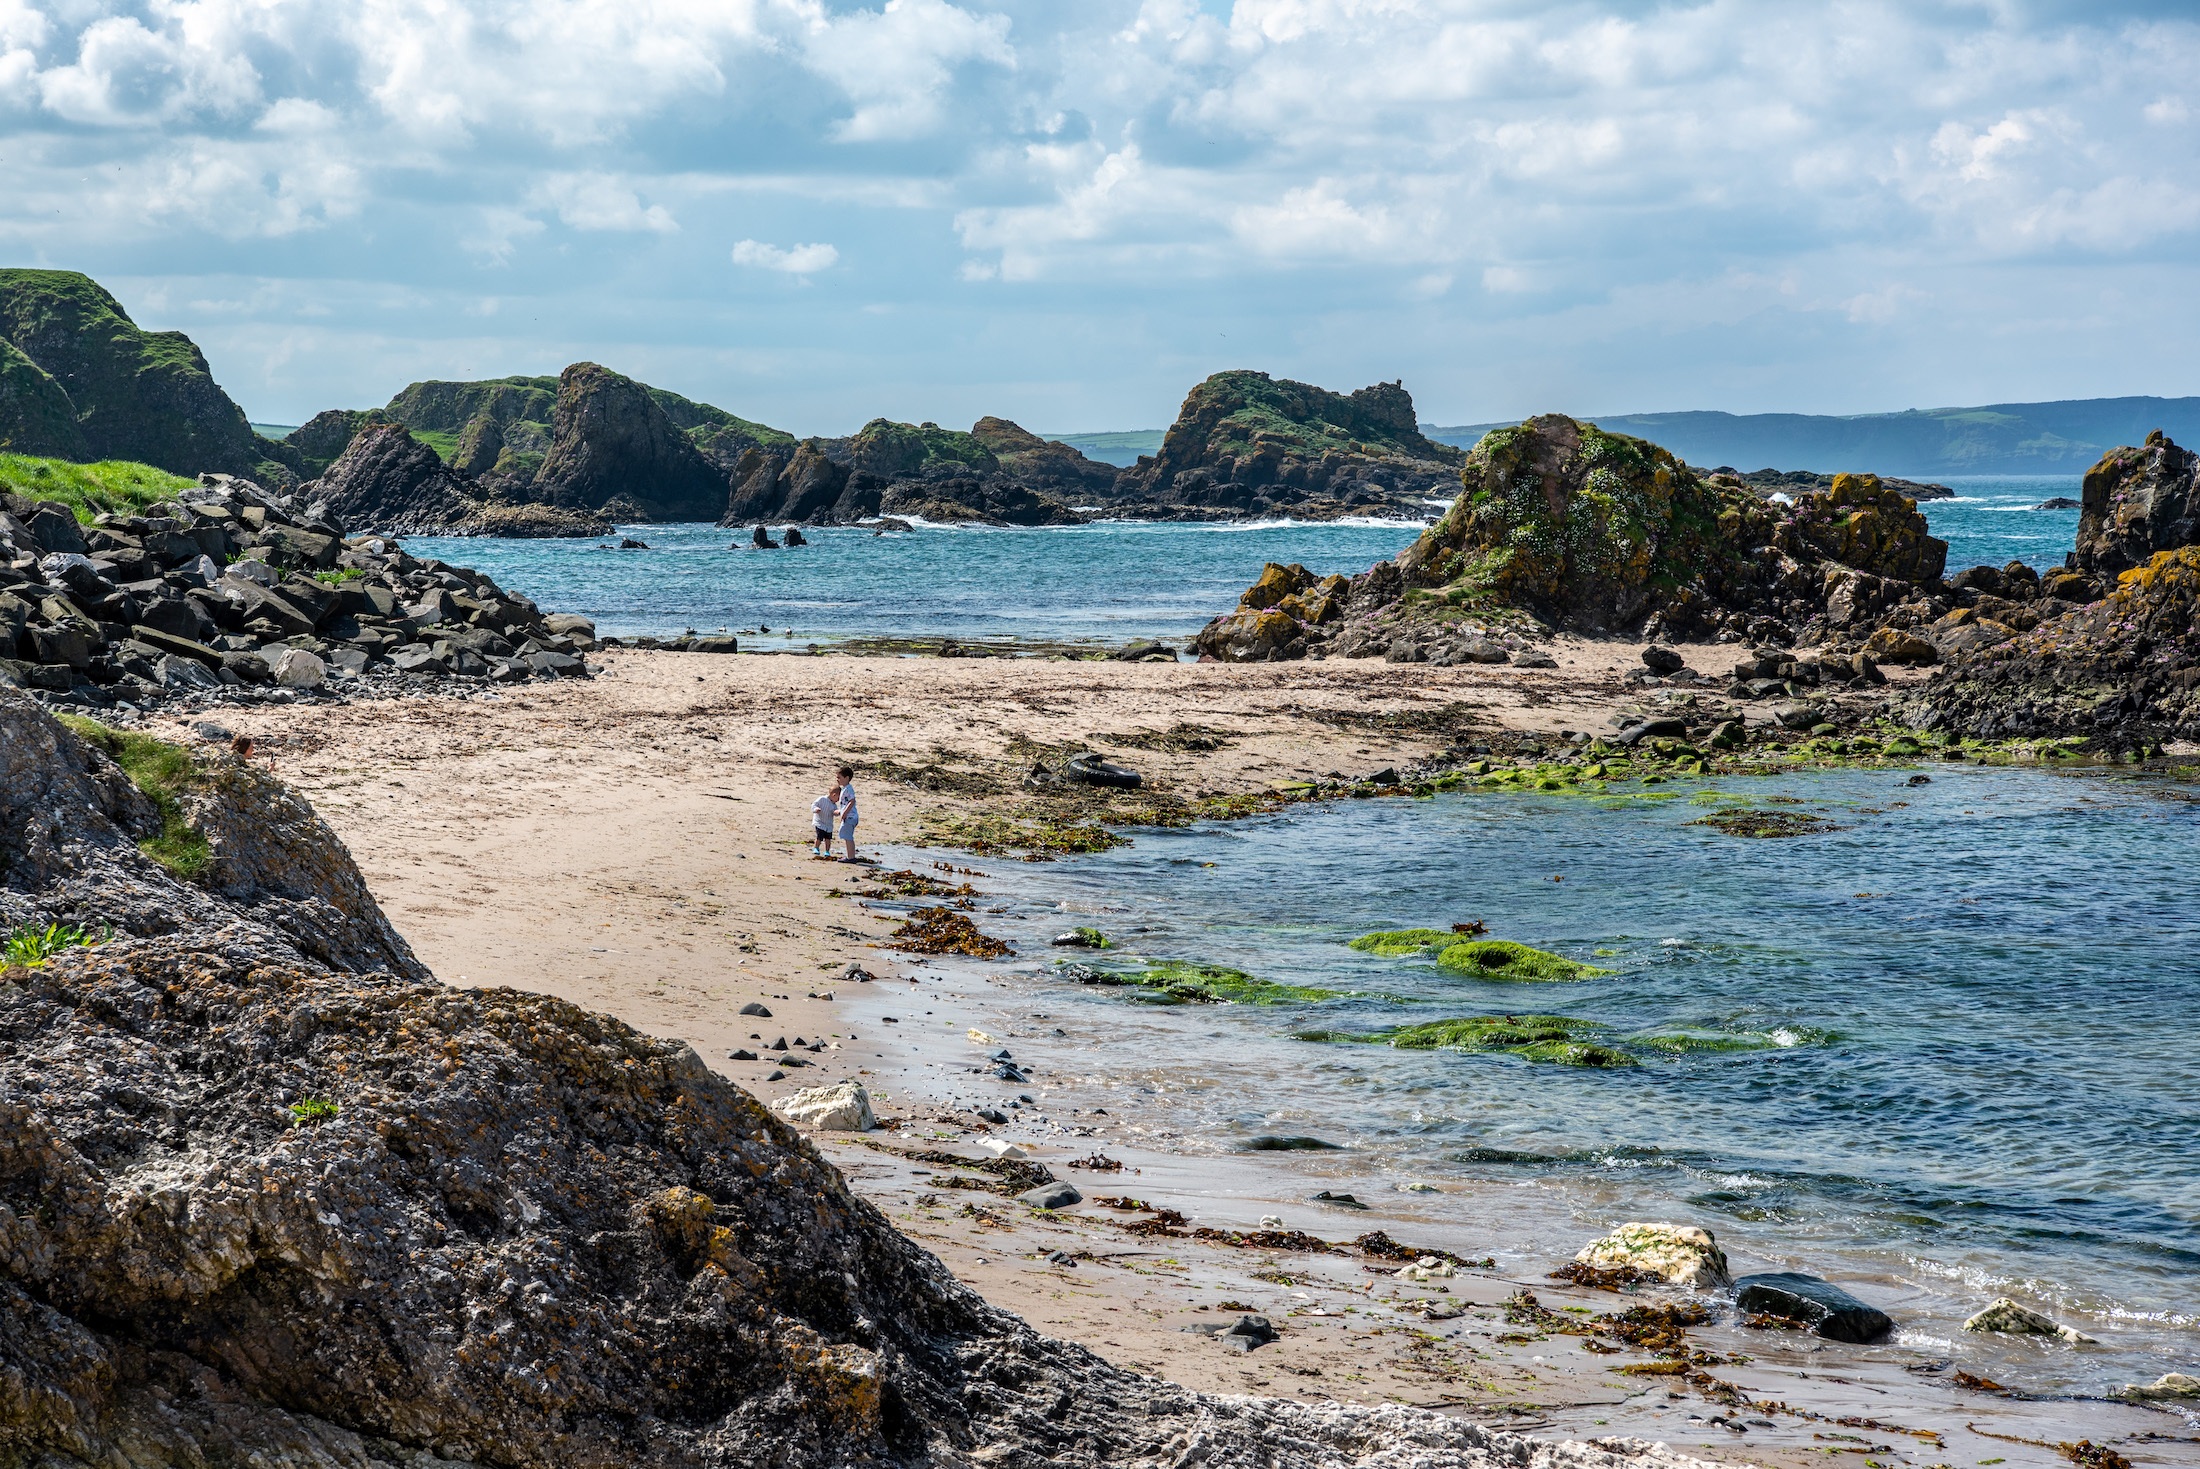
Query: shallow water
396 474 2081 645
938 762 2199 1395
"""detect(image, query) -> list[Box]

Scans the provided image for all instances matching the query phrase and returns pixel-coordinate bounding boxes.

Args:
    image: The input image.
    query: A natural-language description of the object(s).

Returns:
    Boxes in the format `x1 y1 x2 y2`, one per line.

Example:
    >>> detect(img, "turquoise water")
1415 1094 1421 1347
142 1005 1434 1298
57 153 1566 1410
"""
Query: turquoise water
403 519 1428 644
936 763 2198 1395
399 477 2078 645
1915 475 2084 575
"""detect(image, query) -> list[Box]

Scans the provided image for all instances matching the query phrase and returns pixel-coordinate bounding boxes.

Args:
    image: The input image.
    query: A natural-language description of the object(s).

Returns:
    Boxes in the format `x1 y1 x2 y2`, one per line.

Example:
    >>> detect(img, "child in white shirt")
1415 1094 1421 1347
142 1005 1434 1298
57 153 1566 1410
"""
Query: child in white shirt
811 782 839 856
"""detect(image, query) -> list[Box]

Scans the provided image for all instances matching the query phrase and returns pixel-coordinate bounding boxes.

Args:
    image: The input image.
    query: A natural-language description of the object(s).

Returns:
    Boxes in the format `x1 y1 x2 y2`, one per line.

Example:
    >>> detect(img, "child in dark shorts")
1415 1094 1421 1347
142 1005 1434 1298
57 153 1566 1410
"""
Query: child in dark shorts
811 780 840 856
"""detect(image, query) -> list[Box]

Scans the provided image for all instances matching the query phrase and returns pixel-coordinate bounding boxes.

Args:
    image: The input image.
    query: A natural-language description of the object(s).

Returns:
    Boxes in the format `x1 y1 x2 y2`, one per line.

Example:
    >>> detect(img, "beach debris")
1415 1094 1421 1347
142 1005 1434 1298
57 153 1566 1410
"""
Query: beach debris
1017 1182 1082 1210
978 1138 1029 1160
1734 1271 1893 1343
1549 1260 1667 1291
967 1029 995 1043
1395 1257 1453 1282
739 1002 771 1017
1309 1190 1369 1210
772 1080 875 1131
2117 1372 2200 1400
1963 1297 2097 1343
1065 1153 1122 1171
1573 1222 1732 1288
1259 1215 1284 1229
891 908 1013 957
839 963 877 982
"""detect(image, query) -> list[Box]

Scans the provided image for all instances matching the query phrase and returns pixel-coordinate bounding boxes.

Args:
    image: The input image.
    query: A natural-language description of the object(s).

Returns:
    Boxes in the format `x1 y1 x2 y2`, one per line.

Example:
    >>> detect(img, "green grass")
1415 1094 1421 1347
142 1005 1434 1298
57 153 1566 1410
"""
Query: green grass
410 429 460 462
313 567 365 585
4 921 101 969
289 1096 340 1126
56 715 211 878
0 453 195 523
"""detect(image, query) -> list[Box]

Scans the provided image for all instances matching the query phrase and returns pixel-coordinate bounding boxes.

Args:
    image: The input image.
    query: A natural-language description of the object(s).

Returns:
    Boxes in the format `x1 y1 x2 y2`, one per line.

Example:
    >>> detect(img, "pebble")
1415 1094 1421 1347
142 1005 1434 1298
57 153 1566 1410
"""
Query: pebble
739 1002 772 1017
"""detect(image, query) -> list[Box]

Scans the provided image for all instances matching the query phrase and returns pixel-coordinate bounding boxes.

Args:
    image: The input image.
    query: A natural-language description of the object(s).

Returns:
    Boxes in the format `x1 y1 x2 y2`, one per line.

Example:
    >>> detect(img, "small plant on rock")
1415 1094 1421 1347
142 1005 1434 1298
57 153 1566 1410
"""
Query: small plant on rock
55 716 212 879
4 922 100 969
288 1096 340 1126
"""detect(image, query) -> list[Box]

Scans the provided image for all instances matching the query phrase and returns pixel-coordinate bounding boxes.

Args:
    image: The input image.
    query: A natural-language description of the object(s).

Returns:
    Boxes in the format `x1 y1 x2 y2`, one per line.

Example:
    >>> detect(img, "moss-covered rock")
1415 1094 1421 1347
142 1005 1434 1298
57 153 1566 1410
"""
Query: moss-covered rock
1322 1014 1636 1066
1065 958 1343 1005
1347 928 1460 958
1434 939 1614 982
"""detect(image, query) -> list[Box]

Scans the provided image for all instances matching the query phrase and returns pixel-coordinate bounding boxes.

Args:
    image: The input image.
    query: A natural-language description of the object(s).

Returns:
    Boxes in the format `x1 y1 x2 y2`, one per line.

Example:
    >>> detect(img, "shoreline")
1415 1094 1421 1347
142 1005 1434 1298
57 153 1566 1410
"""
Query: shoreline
157 647 2195 1469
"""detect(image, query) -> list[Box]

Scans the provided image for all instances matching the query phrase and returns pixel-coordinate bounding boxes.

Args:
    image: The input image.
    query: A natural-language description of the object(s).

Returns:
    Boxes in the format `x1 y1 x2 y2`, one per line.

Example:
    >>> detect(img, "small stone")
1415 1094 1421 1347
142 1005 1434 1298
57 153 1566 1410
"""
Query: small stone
739 1002 772 1017
772 1080 876 1130
1642 645 1686 674
729 1049 757 1061
270 647 327 689
1220 1314 1277 1352
1017 1182 1082 1210
1734 1272 1893 1343
1963 1297 2096 1343
975 1108 1009 1125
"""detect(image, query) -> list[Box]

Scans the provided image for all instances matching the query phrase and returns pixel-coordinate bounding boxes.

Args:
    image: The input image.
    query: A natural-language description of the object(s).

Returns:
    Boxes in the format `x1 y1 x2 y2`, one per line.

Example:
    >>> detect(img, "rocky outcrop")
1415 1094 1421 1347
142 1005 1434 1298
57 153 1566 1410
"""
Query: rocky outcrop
1897 544 2200 745
722 420 1092 527
286 409 389 477
1709 466 1953 501
533 363 733 522
1109 371 1464 519
972 417 1122 502
2074 429 2199 578
1195 415 1954 662
0 270 299 483
308 424 608 539
0 694 1715 1469
0 472 596 709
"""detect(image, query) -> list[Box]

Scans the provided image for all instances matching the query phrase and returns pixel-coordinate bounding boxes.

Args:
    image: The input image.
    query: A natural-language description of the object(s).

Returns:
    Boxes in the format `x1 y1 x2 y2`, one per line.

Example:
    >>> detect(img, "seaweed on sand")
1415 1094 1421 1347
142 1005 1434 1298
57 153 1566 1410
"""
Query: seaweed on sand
889 907 1013 958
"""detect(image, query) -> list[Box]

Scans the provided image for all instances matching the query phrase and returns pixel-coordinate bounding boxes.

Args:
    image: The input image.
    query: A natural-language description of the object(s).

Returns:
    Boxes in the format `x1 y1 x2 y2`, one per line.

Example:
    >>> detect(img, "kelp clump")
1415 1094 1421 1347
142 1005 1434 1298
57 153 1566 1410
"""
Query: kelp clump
889 907 1013 958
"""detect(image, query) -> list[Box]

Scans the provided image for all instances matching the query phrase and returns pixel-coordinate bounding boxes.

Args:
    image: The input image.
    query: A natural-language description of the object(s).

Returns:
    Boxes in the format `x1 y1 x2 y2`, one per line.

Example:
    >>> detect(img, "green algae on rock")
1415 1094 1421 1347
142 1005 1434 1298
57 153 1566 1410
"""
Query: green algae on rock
1436 939 1614 982
1060 958 1343 1006
1311 1015 1637 1067
1347 928 1461 958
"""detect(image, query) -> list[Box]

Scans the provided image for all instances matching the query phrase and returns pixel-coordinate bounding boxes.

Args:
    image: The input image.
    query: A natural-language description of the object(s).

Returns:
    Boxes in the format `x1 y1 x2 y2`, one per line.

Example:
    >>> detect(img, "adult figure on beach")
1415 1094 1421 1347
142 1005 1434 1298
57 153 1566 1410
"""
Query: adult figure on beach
834 763 860 861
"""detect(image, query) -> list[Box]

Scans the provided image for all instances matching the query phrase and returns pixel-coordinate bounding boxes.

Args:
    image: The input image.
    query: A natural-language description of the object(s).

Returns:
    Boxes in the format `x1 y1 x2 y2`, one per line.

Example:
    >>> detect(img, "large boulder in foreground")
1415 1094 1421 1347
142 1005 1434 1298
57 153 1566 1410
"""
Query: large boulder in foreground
533 362 732 523
0 692 1710 1469
2075 429 2200 578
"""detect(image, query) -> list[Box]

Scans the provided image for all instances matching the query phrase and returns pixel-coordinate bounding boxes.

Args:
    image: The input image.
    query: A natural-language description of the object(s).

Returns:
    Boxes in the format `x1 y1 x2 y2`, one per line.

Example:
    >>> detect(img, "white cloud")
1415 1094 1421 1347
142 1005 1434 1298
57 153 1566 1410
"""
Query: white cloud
731 238 838 273
800 0 1013 142
537 173 678 233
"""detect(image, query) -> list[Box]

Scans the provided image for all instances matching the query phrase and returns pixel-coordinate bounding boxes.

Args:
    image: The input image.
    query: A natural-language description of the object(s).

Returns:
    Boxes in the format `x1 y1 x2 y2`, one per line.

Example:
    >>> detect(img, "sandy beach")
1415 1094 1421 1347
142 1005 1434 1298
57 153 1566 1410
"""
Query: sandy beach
159 647 2192 1469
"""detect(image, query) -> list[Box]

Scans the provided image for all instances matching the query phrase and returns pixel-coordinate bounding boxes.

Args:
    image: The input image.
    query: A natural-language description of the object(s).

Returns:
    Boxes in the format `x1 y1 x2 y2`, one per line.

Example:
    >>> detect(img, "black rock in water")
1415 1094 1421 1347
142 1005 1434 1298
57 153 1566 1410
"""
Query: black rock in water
752 524 778 548
1735 1272 1894 1343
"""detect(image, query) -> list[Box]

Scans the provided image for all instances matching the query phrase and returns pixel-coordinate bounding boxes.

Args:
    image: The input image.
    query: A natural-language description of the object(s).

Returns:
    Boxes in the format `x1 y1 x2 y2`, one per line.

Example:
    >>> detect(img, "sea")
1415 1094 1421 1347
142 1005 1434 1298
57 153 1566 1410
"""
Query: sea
883 761 2198 1400
417 471 2198 1394
404 475 2086 647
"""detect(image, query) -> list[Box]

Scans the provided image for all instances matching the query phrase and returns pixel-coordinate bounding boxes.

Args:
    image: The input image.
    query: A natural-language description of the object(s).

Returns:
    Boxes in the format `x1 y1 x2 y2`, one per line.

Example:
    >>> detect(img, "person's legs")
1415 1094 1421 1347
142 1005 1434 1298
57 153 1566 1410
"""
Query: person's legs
839 820 858 861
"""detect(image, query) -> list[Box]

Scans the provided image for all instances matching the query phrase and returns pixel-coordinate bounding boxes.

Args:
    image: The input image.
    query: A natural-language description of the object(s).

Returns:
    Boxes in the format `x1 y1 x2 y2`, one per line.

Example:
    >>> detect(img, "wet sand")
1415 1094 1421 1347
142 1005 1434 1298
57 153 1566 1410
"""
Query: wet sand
162 647 2194 1469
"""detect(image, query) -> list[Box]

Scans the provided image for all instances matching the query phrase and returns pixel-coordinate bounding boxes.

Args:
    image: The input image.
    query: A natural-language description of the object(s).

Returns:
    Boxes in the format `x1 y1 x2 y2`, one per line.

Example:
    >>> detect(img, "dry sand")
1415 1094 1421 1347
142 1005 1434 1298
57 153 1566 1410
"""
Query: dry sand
162 647 2192 1469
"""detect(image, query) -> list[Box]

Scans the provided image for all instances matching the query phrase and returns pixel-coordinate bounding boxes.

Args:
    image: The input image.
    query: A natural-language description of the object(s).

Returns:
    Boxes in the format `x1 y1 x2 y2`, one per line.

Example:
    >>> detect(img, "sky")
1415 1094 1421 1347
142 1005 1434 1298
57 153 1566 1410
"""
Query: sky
2 0 2197 435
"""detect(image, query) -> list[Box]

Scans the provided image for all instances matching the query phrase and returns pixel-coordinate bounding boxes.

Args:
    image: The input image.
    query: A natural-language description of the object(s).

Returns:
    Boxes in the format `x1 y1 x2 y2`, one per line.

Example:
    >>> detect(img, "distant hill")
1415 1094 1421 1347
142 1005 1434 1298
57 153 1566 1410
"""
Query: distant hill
1421 397 2200 476
1045 429 1164 467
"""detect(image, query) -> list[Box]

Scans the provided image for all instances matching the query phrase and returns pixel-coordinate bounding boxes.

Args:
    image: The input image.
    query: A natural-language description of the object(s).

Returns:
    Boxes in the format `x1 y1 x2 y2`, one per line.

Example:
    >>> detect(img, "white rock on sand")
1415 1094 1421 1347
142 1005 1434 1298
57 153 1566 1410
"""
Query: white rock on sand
773 1079 875 1130
271 647 327 688
1963 1296 2097 1343
1575 1222 1732 1288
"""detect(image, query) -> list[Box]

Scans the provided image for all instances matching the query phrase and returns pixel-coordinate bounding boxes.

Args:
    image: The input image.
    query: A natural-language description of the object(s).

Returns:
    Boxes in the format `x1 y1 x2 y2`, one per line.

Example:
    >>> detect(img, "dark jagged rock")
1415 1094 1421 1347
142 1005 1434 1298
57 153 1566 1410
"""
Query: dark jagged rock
1710 465 1954 501
1195 415 1953 662
878 470 1083 527
533 363 733 523
307 424 607 540
724 420 1092 527
286 409 389 477
1734 1273 1893 1343
0 693 1704 1469
1109 370 1463 520
2075 429 2199 578
0 270 298 483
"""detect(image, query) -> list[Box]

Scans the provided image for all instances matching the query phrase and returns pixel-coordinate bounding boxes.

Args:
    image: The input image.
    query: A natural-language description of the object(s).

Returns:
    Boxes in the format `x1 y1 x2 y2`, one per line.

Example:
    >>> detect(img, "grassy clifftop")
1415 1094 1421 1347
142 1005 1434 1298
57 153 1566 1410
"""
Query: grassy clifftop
0 270 295 483
0 453 197 522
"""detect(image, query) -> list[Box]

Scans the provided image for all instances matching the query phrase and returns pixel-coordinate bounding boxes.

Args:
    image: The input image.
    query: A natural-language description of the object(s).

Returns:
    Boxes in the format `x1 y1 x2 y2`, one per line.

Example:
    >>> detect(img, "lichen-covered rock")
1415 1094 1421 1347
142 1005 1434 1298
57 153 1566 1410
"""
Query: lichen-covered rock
1898 544 2200 744
1574 1223 1732 1289
2074 429 2200 578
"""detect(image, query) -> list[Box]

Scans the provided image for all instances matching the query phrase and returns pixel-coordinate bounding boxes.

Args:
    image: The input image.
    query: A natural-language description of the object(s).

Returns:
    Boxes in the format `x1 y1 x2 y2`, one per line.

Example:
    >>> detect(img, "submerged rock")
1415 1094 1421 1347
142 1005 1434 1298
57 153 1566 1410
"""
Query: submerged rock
1735 1272 1894 1342
1575 1223 1732 1289
2119 1372 2200 1401
1962 1296 2096 1343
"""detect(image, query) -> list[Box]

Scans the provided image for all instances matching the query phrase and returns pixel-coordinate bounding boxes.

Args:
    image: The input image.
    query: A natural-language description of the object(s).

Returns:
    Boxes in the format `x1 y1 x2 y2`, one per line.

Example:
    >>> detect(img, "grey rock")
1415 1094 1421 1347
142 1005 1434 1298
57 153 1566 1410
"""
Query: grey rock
1018 1182 1083 1210
1735 1272 1893 1343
